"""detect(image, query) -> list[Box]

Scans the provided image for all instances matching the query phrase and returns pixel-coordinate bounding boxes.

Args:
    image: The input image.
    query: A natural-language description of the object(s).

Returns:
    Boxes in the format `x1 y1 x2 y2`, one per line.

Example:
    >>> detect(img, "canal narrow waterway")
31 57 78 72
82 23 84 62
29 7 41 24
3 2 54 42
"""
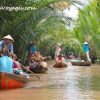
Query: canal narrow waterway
0 60 100 100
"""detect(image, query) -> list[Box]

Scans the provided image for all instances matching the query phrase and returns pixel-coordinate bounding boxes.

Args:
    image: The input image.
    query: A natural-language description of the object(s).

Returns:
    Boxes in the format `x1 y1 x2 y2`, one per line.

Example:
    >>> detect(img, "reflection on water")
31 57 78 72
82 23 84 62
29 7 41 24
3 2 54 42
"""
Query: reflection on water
0 61 100 100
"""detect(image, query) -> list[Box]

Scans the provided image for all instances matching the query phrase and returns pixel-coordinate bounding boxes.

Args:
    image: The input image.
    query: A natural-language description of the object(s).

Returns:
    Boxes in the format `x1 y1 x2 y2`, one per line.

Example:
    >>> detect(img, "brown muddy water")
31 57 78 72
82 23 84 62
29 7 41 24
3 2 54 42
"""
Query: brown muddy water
0 60 100 100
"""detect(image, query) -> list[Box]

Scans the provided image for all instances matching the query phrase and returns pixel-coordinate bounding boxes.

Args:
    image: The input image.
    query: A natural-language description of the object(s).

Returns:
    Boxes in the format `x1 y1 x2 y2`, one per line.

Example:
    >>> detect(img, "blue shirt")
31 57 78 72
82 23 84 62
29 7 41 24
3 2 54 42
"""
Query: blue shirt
0 40 13 53
83 44 89 53
30 45 37 54
0 55 13 73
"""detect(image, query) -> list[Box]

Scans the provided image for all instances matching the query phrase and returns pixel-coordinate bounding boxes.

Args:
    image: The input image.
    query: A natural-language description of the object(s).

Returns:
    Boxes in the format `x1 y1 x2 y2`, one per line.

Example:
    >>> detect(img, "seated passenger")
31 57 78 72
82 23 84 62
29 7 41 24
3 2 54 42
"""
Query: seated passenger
29 56 47 67
68 52 75 59
12 53 24 76
0 46 13 73
33 51 44 62
54 54 67 67
12 53 30 78
29 56 39 67
56 54 65 63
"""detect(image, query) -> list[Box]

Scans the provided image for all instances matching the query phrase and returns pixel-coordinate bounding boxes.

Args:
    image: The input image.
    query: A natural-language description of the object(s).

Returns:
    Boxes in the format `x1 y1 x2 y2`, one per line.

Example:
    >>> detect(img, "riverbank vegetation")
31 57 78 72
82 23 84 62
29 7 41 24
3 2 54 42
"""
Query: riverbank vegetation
0 0 100 62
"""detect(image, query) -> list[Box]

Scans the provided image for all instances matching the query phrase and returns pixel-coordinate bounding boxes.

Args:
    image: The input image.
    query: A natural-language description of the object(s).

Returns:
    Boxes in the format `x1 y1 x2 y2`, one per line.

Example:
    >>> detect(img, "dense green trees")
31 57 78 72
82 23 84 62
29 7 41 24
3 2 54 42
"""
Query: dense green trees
0 0 99 62
72 0 100 55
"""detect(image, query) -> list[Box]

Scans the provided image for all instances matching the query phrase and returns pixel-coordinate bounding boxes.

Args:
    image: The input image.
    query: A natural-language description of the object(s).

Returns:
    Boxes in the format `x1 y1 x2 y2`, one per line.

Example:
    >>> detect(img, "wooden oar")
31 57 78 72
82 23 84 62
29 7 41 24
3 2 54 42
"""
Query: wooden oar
21 65 40 79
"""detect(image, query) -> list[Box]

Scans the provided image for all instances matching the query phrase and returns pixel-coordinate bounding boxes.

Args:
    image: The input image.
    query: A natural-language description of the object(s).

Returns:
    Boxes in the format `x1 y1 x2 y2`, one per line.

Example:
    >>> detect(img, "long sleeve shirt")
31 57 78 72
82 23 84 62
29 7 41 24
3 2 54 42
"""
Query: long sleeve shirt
83 44 89 53
0 40 13 53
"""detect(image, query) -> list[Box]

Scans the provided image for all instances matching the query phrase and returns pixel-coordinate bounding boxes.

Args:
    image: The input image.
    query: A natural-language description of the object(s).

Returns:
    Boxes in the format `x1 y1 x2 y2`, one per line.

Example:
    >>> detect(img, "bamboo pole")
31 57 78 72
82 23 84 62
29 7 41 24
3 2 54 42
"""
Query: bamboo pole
21 65 40 79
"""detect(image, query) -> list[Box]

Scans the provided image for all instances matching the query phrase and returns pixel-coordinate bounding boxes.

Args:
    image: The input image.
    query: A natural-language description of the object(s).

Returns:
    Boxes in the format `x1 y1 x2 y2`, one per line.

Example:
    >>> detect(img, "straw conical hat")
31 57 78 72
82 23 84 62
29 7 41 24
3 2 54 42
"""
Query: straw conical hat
29 41 35 44
3 35 14 42
40 62 48 68
57 43 61 46
84 42 88 44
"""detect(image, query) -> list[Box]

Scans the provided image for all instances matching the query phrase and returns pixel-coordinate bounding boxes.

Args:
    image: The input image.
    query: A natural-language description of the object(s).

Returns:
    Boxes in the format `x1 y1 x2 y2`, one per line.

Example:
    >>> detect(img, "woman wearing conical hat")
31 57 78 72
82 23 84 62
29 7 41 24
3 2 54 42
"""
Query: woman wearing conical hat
55 43 62 59
0 35 14 55
83 42 91 62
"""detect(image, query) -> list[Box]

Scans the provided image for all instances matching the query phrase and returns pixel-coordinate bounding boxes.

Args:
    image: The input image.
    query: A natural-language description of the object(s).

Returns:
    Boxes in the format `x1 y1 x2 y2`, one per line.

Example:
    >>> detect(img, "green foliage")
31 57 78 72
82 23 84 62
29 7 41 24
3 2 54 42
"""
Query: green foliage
0 0 66 61
0 0 99 61
34 16 82 57
74 0 100 52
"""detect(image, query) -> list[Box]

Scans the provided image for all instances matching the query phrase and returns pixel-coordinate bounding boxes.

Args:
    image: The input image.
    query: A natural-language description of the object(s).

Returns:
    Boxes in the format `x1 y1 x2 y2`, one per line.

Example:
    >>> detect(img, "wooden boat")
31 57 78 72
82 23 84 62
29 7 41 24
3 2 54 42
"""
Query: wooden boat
53 61 67 68
71 61 91 66
29 65 48 73
0 72 29 89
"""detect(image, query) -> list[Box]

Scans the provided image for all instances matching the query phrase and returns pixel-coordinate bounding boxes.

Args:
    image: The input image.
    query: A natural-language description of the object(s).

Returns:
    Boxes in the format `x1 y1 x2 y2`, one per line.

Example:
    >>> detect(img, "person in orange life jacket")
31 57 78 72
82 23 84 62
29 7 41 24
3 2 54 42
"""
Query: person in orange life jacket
0 35 14 57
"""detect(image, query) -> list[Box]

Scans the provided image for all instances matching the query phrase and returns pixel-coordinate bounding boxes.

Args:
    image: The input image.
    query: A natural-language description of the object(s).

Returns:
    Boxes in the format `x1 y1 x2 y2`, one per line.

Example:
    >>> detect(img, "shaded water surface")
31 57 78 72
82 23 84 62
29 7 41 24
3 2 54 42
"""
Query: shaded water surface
0 61 100 100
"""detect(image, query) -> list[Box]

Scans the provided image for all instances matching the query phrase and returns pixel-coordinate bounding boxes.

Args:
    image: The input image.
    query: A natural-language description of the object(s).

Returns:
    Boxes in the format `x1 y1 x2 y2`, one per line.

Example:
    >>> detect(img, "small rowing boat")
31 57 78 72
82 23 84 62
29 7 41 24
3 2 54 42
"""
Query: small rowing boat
0 72 29 89
71 61 91 66
29 66 48 73
53 62 67 68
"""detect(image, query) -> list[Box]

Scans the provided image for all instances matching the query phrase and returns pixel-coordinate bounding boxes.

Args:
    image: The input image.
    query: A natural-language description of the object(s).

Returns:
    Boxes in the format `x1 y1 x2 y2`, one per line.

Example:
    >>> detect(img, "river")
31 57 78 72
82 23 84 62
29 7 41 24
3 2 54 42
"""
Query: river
0 60 100 100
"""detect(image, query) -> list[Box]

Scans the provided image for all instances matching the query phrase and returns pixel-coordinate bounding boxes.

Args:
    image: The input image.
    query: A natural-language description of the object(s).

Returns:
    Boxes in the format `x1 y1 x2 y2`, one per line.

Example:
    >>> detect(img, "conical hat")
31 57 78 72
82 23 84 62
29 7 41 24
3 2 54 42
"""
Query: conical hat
40 62 48 68
57 43 61 46
84 42 88 44
3 35 14 42
29 41 35 44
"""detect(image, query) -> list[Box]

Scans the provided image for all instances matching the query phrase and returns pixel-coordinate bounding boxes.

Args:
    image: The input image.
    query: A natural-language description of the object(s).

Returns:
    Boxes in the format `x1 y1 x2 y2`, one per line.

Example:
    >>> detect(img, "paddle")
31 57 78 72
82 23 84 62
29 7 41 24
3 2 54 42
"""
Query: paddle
21 65 40 79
